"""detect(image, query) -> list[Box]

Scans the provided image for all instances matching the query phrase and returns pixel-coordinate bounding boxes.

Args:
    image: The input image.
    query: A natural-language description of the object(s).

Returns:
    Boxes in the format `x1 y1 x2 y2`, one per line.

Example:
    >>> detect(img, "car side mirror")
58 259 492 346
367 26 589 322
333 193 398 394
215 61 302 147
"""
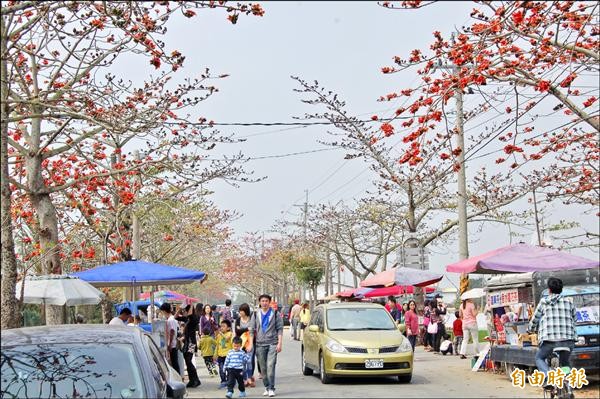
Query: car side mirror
167 380 186 399
308 324 319 333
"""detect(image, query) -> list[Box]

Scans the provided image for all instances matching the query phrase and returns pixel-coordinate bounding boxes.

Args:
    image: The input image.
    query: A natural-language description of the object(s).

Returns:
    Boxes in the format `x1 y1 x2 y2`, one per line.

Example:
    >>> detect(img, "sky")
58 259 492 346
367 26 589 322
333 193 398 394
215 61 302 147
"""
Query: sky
125 2 598 290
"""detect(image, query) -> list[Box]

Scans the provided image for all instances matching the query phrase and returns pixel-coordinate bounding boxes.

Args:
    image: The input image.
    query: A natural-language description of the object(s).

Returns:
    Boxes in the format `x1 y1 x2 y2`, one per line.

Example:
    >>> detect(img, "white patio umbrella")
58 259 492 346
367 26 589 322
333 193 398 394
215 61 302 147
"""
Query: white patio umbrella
460 287 485 300
16 275 105 306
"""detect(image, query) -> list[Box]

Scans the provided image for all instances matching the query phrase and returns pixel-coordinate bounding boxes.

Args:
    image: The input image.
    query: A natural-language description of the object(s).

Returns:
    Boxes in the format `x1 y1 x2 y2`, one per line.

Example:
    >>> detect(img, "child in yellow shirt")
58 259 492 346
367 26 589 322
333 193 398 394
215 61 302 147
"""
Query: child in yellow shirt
214 319 233 388
199 328 218 376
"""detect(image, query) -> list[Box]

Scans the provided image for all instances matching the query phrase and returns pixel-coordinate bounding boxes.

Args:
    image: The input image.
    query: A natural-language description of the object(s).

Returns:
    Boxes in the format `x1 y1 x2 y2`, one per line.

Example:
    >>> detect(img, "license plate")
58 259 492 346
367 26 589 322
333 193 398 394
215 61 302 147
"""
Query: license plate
365 359 384 369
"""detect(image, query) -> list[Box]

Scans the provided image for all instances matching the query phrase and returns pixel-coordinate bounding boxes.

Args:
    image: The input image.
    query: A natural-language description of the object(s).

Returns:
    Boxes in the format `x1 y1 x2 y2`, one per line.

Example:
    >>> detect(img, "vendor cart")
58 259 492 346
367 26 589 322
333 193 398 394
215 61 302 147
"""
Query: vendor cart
485 269 599 379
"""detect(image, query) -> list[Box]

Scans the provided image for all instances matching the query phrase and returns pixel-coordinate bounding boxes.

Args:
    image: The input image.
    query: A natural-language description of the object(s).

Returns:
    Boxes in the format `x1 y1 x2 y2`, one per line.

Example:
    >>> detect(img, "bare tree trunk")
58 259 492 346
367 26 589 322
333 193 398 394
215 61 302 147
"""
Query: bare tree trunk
336 260 341 293
100 296 113 324
29 193 61 274
28 192 64 325
308 284 315 311
0 22 21 329
282 280 289 305
352 257 358 288
22 105 64 325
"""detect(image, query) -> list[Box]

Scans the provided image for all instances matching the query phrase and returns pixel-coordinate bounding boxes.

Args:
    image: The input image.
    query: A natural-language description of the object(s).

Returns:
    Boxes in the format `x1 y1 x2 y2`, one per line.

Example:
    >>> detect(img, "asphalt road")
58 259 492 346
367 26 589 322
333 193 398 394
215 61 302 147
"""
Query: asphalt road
186 327 547 398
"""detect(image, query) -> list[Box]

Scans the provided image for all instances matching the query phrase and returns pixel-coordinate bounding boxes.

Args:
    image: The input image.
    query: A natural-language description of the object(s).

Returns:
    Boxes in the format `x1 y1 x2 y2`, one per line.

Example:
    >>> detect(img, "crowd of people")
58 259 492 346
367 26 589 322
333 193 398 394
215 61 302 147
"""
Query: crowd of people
107 292 484 393
109 295 285 397
372 294 482 359
103 277 577 396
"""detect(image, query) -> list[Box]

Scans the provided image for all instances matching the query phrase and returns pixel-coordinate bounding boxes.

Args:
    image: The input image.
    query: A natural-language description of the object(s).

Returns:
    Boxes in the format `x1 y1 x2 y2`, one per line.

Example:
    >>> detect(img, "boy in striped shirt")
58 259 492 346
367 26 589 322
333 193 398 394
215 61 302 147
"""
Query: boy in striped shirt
224 336 249 398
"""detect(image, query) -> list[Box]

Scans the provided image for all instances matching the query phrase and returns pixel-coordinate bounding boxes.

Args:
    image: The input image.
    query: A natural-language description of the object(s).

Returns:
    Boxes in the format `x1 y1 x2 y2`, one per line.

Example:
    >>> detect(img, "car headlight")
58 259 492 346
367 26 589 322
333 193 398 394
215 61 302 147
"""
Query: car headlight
575 336 586 346
397 338 413 353
325 338 347 353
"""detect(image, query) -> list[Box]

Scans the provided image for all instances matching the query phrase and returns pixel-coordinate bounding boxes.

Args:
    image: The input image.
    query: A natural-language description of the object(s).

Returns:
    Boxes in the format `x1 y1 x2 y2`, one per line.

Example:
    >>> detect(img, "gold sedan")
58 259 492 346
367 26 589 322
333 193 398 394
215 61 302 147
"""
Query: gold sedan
301 302 414 384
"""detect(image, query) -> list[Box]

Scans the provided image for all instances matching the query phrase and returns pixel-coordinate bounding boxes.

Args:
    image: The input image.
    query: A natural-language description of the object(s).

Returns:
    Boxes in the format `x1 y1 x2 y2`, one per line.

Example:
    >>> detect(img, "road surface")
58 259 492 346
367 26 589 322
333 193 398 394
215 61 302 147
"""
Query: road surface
187 327 546 398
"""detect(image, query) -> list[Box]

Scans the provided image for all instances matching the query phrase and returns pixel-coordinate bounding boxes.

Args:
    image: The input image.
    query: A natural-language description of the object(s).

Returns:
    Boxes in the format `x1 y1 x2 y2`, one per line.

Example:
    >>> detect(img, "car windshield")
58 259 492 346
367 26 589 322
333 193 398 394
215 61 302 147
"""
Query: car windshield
327 308 397 330
1 343 145 399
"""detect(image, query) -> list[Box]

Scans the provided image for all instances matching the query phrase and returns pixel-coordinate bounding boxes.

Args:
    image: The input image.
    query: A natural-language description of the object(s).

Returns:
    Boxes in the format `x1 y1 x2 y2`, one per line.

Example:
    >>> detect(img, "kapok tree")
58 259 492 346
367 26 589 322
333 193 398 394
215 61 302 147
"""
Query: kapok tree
1 1 264 326
293 77 533 252
376 1 598 207
373 0 598 292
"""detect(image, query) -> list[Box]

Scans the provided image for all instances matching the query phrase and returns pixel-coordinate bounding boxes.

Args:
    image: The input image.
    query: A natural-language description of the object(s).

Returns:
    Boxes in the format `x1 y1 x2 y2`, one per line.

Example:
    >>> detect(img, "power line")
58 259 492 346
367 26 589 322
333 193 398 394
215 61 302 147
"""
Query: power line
236 125 308 139
315 168 371 203
204 147 337 161
308 161 349 193
164 115 425 127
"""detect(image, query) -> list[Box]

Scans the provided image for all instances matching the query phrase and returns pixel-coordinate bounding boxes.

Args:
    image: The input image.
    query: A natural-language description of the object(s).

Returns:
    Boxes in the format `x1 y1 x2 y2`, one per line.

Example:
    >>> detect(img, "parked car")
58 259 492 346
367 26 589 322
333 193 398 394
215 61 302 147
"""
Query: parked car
1 325 186 399
301 302 413 384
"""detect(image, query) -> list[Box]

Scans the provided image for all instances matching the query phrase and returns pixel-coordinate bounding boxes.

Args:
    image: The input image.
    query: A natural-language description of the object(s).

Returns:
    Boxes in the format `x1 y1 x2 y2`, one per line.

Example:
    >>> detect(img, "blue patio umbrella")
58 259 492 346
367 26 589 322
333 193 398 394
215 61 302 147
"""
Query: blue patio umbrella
70 260 206 287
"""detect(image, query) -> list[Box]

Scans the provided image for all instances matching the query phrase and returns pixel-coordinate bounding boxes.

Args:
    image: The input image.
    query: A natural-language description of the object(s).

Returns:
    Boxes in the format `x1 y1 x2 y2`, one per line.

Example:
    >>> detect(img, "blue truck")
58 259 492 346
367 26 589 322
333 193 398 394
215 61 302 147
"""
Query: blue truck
486 269 599 379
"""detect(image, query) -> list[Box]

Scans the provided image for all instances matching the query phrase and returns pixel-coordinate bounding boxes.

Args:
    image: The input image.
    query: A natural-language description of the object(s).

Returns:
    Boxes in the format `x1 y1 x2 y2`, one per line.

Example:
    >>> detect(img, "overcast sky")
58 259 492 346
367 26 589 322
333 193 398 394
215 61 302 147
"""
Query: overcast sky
135 2 598 289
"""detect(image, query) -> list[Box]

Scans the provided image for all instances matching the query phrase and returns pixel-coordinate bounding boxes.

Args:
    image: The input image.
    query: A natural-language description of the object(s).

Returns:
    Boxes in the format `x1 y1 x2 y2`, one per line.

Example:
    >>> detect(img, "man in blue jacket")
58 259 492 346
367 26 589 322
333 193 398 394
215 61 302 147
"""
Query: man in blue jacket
247 294 283 398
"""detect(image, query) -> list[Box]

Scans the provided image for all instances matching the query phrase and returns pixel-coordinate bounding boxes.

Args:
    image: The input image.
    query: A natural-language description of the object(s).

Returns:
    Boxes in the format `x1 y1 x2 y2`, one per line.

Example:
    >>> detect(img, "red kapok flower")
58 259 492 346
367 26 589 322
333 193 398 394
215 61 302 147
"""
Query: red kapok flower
150 57 161 69
381 123 394 137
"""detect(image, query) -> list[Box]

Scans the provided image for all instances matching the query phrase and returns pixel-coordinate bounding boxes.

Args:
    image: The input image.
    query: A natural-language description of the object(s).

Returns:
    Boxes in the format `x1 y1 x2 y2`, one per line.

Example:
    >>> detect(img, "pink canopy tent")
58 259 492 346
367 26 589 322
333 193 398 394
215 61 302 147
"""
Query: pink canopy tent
336 287 370 298
363 285 435 298
336 285 436 299
139 289 200 303
360 267 444 288
446 243 599 274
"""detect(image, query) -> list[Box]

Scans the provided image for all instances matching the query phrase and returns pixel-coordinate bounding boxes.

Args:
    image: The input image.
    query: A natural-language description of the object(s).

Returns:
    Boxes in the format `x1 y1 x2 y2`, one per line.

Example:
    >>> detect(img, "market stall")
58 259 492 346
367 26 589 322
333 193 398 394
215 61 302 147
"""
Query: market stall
446 243 599 377
335 285 436 299
71 260 207 349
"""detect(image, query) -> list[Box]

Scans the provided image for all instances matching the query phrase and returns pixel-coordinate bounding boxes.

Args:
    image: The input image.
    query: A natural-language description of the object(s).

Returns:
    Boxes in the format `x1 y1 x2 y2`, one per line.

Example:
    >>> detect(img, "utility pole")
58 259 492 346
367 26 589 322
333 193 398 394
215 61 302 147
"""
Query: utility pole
455 87 469 262
433 37 470 293
303 189 308 238
532 188 542 246
295 190 310 301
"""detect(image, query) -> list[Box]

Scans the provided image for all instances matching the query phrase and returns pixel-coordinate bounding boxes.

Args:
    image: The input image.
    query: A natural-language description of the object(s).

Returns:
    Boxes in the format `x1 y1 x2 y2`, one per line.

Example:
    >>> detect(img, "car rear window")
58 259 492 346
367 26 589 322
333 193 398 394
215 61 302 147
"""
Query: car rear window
327 307 397 331
1 343 145 398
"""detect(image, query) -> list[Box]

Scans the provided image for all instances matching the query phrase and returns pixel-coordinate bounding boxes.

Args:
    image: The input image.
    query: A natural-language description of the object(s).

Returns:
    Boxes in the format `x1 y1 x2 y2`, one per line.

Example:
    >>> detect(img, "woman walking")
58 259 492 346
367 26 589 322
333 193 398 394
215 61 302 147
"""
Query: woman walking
299 303 311 341
234 303 256 387
404 300 419 351
179 304 201 388
459 298 480 359
200 304 218 337
423 300 433 351
432 298 447 354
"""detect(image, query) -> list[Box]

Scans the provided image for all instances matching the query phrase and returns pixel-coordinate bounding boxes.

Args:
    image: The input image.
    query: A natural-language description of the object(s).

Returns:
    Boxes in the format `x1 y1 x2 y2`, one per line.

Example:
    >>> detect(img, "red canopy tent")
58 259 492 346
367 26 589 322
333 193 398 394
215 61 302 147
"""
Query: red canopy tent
363 285 435 298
